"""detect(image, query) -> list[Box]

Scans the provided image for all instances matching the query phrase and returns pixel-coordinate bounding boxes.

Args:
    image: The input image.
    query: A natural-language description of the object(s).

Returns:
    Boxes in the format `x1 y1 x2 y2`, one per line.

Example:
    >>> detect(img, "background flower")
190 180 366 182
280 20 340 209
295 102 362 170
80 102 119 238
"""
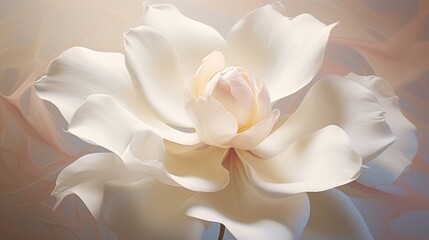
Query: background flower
0 0 428 239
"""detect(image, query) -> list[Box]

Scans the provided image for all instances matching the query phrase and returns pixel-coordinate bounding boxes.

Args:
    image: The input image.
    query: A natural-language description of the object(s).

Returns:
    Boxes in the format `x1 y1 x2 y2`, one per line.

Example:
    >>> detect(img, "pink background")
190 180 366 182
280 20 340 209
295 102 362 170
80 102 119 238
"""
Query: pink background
1 0 428 239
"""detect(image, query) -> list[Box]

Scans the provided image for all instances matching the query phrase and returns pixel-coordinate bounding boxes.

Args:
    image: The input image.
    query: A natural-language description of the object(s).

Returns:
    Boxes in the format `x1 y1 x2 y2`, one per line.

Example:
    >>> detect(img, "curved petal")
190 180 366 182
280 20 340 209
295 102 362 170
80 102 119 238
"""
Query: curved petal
185 96 238 147
124 26 191 128
229 109 280 150
226 3 336 101
35 47 139 122
239 125 362 196
35 47 199 146
102 179 204 240
253 75 396 162
187 51 225 98
185 154 310 240
123 130 230 192
164 145 229 192
52 152 142 218
68 94 199 157
141 4 226 79
347 74 417 186
301 189 374 240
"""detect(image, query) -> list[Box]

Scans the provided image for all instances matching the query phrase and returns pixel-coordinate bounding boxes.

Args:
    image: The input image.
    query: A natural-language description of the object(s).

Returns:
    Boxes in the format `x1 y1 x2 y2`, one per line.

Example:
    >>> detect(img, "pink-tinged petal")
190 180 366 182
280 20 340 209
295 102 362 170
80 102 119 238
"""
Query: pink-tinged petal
226 3 336 101
301 189 374 240
347 73 418 187
35 47 139 122
52 152 142 218
124 26 191 128
253 75 396 163
68 95 199 157
123 130 230 192
185 96 238 147
186 154 310 240
239 125 362 196
141 4 226 79
102 179 205 240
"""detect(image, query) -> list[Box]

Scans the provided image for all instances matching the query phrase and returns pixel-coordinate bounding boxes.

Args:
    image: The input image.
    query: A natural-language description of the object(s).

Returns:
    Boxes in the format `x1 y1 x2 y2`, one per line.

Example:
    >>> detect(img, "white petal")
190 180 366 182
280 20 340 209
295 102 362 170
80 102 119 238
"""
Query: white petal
301 189 374 240
35 47 139 122
185 156 310 240
347 74 418 186
164 145 229 192
141 4 226 79
188 51 225 98
123 129 230 192
186 96 238 147
229 109 280 150
52 152 142 218
253 75 396 162
35 47 198 146
102 179 204 240
239 125 362 196
124 26 191 128
68 94 198 157
226 3 336 101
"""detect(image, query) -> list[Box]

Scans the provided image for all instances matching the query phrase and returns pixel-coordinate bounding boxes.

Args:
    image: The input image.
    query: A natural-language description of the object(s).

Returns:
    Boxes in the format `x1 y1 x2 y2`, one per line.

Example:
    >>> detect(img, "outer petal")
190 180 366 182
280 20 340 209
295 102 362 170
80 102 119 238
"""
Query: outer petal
239 125 362 196
35 47 199 145
301 189 374 240
226 3 336 101
124 26 191 128
35 47 139 122
123 130 230 192
141 4 226 78
347 73 417 186
52 152 142 218
185 154 310 240
68 94 198 157
102 179 205 240
253 75 396 162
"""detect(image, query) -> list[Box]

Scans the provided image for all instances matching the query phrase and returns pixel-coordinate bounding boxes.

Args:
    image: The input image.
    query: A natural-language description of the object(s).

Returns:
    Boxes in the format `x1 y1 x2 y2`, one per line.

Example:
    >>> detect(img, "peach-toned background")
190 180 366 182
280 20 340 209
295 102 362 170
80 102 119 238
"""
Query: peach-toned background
0 0 428 239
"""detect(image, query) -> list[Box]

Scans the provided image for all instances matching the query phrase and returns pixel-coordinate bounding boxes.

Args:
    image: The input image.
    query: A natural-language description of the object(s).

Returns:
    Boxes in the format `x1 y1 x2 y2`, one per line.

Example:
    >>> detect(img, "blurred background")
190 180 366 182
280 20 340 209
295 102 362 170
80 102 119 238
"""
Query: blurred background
0 0 428 239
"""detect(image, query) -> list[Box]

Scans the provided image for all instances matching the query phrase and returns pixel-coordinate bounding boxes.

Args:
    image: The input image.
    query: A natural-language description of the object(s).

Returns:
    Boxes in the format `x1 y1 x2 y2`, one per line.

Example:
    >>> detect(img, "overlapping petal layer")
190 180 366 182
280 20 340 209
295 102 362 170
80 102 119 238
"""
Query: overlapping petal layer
186 154 310 240
347 74 417 187
226 3 336 101
125 4 225 128
239 125 362 196
253 75 396 163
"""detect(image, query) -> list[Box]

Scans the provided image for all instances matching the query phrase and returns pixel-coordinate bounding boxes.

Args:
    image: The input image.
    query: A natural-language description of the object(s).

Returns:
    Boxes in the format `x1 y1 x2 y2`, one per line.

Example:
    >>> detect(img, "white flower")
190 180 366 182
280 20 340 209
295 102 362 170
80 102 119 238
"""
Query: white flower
35 3 417 240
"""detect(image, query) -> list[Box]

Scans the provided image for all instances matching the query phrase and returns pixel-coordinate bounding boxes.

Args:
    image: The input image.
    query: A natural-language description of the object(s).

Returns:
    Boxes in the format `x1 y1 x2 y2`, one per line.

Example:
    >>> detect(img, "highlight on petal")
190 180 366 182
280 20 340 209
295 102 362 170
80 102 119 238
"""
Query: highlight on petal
347 73 418 187
102 179 204 240
141 3 226 79
229 109 280 150
35 47 139 122
185 155 310 240
52 152 142 218
124 26 191 128
187 51 226 98
239 125 362 196
186 96 279 150
226 2 337 101
185 96 238 147
67 94 198 157
301 189 374 240
123 129 230 192
253 75 396 163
